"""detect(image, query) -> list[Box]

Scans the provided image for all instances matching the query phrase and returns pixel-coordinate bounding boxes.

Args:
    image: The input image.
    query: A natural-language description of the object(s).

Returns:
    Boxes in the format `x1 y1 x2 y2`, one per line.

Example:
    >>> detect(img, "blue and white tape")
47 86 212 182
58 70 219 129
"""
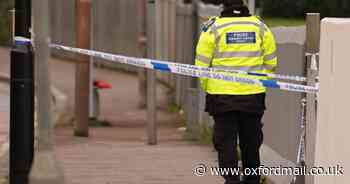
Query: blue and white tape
50 44 319 94
207 67 306 82
14 36 32 46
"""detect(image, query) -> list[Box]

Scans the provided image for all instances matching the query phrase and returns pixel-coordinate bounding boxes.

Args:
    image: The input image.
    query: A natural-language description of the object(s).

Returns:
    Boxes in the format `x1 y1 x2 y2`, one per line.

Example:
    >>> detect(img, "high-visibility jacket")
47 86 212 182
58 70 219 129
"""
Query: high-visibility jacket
195 16 278 95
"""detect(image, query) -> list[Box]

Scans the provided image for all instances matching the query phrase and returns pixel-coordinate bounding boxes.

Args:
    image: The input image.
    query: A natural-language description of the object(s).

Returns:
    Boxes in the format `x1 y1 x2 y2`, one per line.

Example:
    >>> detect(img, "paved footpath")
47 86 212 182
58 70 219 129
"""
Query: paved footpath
0 83 9 148
0 48 10 154
0 47 223 184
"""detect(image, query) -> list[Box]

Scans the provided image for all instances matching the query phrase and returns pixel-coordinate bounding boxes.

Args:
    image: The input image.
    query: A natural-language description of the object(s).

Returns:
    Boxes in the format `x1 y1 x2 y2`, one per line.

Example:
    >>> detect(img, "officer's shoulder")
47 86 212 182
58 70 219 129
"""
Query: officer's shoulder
254 15 264 23
254 16 268 27
201 17 217 33
253 16 272 31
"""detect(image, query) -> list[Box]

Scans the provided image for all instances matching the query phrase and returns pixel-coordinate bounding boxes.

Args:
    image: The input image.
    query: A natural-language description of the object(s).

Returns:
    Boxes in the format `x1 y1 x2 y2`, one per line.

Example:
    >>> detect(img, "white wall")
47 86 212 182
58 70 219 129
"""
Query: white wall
314 18 350 184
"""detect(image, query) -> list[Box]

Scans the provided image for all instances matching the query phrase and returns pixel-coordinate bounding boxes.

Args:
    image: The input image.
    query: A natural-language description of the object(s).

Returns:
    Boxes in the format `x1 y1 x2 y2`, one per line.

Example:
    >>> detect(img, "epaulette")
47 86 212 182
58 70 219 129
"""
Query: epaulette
255 16 266 25
201 17 217 33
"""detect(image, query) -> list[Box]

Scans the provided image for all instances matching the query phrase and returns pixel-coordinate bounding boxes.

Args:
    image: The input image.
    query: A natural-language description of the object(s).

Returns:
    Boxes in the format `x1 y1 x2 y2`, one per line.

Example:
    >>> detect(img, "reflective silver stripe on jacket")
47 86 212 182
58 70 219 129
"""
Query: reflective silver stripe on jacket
196 54 212 65
263 52 277 61
215 51 262 58
262 64 276 71
210 20 268 44
210 20 267 57
211 23 220 67
259 21 266 42
212 64 276 72
213 21 268 32
212 65 264 72
209 20 269 67
211 23 220 38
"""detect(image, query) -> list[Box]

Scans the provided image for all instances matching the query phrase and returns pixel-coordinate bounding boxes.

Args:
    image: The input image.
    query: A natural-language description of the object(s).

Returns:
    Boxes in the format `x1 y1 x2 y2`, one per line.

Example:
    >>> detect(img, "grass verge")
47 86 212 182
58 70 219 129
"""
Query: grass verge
263 17 305 27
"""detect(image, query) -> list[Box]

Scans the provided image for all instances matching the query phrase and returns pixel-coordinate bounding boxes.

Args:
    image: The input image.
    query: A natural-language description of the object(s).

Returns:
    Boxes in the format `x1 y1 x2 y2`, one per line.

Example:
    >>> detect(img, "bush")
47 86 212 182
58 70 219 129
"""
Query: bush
0 0 13 46
262 0 306 17
262 0 350 18
322 0 350 17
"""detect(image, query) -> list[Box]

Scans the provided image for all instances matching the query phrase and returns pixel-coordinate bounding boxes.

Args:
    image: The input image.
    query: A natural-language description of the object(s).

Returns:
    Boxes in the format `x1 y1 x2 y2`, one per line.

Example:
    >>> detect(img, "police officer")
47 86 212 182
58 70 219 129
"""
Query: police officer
195 0 277 183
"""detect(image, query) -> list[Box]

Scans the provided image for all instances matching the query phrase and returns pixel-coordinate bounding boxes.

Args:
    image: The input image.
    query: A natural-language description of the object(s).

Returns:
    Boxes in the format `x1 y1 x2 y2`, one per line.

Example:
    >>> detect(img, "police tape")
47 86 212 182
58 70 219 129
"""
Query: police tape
13 35 307 82
215 68 307 82
50 44 319 94
14 36 32 46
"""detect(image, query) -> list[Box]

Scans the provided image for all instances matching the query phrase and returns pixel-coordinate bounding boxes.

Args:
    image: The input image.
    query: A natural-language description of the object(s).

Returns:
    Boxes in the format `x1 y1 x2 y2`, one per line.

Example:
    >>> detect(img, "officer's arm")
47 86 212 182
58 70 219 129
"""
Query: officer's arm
195 29 215 90
262 27 278 74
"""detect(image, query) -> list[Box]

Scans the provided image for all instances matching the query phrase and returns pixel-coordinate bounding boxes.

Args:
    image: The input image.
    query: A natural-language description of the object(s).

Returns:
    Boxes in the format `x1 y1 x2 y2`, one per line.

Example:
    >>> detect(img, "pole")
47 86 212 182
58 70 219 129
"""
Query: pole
29 0 65 182
247 0 256 15
74 0 91 137
305 13 320 184
137 0 148 108
191 0 198 40
146 0 157 145
31 0 52 155
10 0 35 183
89 0 95 119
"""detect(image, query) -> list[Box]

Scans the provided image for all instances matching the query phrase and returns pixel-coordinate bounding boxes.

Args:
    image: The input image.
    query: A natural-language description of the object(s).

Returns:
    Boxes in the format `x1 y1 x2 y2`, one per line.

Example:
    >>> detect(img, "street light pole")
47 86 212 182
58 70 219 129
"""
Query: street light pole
10 0 35 183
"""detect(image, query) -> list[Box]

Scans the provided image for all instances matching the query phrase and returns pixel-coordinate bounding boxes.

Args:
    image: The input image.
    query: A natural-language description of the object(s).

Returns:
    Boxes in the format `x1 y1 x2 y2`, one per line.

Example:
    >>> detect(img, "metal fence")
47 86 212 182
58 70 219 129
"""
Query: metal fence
175 1 196 107
92 0 139 71
50 0 139 70
50 0 76 59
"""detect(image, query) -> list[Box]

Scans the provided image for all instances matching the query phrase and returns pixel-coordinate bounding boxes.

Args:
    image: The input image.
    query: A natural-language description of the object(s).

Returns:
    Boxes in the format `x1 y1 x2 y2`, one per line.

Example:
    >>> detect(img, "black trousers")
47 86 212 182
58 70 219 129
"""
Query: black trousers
212 111 264 184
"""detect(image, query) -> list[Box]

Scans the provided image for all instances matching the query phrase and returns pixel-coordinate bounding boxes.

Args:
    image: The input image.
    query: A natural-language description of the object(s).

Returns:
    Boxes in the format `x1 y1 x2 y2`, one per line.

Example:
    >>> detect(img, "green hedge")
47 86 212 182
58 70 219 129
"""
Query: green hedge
0 0 13 46
262 0 350 18
199 0 350 18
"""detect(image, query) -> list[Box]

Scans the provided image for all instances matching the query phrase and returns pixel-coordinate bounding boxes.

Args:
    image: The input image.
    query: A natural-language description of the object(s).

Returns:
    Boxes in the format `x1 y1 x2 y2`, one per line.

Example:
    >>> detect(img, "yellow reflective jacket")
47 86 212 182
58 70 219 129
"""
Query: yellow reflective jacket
195 16 278 95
